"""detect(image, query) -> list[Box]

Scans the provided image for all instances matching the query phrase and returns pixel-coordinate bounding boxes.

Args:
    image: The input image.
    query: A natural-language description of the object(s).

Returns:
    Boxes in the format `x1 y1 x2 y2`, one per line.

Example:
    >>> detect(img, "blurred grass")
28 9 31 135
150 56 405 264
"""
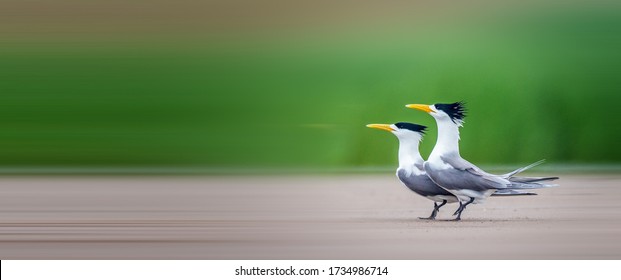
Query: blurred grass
0 7 619 171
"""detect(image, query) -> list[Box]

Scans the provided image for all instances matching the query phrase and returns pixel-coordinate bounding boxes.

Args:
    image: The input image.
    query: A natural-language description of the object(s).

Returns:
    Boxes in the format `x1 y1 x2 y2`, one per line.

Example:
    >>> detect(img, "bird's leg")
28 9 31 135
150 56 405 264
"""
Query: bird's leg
436 200 448 210
451 197 475 221
419 202 439 220
453 201 464 216
419 200 448 220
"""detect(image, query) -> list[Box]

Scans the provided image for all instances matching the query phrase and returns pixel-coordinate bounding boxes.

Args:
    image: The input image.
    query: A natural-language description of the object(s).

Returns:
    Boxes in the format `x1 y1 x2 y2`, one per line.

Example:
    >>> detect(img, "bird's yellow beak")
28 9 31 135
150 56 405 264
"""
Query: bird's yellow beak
406 104 433 113
366 124 394 132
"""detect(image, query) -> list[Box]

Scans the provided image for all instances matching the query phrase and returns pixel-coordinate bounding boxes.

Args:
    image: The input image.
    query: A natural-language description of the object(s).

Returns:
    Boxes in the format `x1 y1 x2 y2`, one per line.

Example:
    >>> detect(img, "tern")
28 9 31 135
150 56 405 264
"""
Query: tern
366 122 537 220
366 122 459 219
406 102 558 220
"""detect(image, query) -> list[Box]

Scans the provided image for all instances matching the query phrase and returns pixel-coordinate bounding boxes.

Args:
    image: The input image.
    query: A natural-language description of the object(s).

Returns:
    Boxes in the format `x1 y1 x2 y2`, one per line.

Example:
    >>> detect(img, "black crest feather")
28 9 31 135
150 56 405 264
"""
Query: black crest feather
394 122 427 134
434 101 467 123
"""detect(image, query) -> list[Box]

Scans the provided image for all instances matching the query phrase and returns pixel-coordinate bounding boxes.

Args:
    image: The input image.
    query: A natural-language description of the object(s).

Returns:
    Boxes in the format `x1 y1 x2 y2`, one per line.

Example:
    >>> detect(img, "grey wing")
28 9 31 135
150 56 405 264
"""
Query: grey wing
430 155 510 191
396 169 455 197
425 167 501 192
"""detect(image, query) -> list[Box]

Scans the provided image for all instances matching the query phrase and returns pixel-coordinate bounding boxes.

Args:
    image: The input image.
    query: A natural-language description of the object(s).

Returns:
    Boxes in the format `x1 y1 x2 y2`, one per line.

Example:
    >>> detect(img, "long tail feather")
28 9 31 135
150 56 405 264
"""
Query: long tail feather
505 181 558 190
492 189 537 196
501 159 546 178
509 176 559 183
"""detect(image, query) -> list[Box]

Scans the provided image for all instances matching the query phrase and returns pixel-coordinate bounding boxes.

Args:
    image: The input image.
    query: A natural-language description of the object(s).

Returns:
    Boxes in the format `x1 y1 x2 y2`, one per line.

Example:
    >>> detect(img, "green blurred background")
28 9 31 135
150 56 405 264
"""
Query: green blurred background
0 0 619 173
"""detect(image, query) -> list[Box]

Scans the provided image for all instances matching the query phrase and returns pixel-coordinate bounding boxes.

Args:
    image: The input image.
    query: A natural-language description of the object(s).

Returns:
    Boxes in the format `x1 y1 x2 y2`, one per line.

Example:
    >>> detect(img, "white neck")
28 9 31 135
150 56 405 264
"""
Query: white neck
396 135 424 170
430 118 461 159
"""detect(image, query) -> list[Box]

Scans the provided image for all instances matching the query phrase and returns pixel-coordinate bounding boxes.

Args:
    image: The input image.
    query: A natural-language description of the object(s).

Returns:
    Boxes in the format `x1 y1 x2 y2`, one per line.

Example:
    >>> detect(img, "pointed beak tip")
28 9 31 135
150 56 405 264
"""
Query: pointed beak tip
406 104 433 113
366 124 394 132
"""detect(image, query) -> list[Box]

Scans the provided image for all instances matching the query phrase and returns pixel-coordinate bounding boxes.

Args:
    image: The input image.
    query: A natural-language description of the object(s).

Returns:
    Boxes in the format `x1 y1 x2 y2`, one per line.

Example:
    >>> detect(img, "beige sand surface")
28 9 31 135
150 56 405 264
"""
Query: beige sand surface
0 175 619 259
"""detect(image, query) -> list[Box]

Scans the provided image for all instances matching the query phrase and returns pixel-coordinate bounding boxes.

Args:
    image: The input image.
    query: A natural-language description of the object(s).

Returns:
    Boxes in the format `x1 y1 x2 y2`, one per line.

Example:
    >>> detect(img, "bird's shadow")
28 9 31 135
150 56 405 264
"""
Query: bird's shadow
360 217 537 223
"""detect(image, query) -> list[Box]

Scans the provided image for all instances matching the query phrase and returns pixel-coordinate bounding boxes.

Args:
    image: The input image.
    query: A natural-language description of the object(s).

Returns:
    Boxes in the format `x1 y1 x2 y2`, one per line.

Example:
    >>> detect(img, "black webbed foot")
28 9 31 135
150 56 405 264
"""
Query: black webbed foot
420 202 438 220
452 197 475 220
419 200 449 220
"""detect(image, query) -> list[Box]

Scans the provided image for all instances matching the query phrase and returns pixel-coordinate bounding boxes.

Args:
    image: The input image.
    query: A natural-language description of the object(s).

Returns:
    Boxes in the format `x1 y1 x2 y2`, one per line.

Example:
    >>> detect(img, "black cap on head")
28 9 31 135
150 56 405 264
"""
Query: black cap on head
394 122 427 134
434 101 466 123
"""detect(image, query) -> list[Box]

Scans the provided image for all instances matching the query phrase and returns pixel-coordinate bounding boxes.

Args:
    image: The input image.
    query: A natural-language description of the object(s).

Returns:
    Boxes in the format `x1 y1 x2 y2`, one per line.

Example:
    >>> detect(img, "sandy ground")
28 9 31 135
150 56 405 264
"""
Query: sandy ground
0 174 619 259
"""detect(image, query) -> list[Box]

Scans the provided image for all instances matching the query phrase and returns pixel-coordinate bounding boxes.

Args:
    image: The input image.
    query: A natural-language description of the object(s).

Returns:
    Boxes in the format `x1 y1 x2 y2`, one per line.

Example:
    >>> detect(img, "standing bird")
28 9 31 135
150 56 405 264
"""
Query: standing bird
366 122 459 219
406 102 558 220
